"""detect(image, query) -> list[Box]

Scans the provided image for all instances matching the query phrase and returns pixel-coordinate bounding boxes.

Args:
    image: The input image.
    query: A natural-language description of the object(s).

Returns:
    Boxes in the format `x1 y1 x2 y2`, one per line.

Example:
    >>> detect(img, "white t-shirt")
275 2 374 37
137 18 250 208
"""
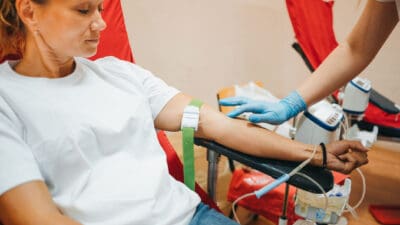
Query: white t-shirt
377 0 400 17
0 57 200 225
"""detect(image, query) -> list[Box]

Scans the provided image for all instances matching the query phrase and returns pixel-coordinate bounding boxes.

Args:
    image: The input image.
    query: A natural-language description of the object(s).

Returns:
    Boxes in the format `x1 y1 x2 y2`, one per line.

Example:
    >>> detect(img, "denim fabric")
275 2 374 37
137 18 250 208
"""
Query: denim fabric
188 203 240 225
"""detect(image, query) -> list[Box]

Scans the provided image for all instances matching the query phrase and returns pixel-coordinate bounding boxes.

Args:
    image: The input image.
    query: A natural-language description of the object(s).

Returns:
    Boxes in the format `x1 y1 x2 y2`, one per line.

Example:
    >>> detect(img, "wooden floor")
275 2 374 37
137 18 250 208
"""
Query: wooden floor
166 132 400 225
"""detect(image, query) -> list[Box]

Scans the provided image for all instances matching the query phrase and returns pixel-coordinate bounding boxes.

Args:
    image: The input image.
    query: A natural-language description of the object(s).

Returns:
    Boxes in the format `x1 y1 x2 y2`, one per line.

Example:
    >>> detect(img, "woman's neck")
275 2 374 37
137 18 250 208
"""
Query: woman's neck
14 56 75 79
14 33 75 78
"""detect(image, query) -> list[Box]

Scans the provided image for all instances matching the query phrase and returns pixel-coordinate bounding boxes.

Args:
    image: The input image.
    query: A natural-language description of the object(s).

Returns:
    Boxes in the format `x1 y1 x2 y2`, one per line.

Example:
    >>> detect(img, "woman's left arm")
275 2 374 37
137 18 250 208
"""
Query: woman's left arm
155 93 310 159
155 93 368 173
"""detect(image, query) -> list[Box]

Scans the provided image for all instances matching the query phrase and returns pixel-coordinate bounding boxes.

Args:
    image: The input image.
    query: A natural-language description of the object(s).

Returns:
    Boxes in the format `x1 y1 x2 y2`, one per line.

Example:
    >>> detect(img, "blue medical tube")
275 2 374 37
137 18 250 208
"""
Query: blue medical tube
254 174 291 199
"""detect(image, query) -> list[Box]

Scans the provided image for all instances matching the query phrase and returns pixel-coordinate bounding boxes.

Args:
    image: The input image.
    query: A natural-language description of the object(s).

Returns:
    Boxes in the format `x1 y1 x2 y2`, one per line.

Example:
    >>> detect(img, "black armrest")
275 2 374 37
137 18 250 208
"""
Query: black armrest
370 89 399 114
195 138 334 193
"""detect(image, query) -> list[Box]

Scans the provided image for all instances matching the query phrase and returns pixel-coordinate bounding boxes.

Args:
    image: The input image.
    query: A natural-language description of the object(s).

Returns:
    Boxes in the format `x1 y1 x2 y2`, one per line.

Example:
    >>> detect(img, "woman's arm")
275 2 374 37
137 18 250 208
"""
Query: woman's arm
298 0 399 106
155 93 368 174
0 181 82 225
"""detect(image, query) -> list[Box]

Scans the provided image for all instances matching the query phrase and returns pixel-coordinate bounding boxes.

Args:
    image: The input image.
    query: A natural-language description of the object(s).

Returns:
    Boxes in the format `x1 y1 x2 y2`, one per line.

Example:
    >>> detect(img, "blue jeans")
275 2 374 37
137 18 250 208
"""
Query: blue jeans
189 203 240 225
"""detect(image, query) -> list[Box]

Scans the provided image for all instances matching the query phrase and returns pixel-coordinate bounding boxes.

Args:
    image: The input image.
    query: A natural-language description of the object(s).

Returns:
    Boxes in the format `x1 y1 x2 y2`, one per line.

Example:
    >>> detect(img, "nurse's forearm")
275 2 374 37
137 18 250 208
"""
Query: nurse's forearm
297 43 368 106
298 0 398 106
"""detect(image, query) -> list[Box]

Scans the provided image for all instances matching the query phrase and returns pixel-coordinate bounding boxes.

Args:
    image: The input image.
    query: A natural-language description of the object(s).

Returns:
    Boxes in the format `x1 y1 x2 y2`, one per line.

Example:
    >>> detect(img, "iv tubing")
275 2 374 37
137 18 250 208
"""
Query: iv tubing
231 192 256 224
343 168 366 214
231 145 319 224
254 145 318 198
341 114 367 218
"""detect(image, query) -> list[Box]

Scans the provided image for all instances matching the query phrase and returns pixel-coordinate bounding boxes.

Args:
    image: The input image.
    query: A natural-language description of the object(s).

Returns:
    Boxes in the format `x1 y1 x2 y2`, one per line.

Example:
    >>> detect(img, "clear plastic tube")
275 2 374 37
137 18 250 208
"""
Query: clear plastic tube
340 115 367 219
231 192 256 224
288 145 317 176
344 168 366 216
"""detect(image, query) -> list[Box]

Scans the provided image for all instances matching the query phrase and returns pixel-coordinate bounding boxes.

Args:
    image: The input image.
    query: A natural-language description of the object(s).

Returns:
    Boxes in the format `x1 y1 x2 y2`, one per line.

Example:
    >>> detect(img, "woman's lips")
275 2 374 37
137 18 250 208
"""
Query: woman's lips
85 39 100 45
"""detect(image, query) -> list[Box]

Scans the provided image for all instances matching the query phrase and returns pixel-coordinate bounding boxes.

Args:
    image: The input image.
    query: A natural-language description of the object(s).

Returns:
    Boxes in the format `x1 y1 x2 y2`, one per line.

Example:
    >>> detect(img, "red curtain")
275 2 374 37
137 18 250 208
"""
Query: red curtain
286 0 338 70
90 0 134 62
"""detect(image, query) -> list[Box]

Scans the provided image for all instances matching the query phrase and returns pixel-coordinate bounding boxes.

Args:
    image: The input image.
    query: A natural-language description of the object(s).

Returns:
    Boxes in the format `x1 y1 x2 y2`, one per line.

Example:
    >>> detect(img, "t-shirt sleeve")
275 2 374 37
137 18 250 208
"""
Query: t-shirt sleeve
131 67 180 119
0 97 43 196
96 57 180 120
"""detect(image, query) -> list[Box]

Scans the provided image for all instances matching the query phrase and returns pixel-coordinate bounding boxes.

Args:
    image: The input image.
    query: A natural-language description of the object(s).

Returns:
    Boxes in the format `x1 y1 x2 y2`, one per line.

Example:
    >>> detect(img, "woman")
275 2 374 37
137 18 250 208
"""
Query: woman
0 0 368 225
220 0 399 125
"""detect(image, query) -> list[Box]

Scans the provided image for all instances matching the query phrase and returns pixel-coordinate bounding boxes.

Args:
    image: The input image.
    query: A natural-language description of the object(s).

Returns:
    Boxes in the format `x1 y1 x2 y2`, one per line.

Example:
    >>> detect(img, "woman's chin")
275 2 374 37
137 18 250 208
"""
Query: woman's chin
79 49 98 58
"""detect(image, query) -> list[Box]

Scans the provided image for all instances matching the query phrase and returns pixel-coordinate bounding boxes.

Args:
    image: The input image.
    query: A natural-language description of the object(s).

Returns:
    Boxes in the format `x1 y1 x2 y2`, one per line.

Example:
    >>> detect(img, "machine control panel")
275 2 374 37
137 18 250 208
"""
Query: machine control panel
310 102 343 128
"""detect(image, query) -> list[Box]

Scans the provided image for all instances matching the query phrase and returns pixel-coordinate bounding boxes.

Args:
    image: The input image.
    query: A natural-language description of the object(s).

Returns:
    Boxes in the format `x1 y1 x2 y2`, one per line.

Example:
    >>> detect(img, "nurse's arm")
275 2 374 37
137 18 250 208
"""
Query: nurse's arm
298 0 399 106
0 181 82 225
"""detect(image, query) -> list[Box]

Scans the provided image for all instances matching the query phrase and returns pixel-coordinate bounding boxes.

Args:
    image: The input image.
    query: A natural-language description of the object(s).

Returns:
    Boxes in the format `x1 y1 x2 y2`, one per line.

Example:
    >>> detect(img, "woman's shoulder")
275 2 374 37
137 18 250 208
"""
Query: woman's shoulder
77 56 143 73
0 94 21 128
75 56 163 93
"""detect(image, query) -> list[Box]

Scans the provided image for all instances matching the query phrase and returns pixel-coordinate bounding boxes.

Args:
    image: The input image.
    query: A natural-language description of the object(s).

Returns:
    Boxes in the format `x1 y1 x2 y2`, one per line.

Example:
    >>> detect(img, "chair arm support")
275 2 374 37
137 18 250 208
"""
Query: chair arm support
195 138 334 193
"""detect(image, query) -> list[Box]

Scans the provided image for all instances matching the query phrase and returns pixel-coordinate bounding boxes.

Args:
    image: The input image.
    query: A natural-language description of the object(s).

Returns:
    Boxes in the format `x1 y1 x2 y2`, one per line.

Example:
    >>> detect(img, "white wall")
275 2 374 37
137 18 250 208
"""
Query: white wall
121 0 400 108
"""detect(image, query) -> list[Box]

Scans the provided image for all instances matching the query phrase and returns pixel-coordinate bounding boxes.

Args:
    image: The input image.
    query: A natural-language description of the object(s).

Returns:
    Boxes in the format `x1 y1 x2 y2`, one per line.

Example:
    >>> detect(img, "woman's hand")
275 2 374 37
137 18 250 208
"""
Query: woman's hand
325 140 369 174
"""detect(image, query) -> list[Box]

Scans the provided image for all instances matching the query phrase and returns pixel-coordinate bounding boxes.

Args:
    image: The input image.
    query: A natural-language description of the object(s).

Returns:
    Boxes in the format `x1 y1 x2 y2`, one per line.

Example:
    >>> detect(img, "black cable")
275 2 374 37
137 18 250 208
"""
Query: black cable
319 143 327 169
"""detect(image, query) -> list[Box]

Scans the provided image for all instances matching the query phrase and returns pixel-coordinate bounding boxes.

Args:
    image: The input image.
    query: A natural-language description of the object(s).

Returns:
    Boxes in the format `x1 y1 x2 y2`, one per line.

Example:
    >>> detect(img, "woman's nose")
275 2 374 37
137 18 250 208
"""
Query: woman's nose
91 11 107 31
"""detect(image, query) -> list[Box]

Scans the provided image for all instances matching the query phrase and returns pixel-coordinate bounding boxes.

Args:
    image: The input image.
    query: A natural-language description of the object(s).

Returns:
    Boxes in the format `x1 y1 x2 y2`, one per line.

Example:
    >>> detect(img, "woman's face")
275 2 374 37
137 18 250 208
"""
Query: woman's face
33 0 106 58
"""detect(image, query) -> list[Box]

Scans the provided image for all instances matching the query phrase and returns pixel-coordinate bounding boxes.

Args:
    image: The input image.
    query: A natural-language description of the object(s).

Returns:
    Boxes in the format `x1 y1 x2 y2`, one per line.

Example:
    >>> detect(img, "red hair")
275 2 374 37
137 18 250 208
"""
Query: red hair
0 0 46 60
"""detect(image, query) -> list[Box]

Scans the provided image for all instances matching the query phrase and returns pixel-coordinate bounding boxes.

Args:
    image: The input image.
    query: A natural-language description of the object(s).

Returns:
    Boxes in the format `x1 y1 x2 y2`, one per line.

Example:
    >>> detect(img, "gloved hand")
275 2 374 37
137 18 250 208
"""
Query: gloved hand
219 91 307 125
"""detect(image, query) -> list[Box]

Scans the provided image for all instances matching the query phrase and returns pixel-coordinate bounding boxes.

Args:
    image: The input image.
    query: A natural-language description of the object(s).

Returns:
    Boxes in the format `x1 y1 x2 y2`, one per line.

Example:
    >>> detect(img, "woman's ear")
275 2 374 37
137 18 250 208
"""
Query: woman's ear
15 0 39 32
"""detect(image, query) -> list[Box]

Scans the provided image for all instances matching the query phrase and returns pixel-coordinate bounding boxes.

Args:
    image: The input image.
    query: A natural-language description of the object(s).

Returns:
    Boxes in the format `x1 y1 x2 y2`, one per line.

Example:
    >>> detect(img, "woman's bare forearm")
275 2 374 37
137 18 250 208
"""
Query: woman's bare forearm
155 93 320 164
195 104 322 165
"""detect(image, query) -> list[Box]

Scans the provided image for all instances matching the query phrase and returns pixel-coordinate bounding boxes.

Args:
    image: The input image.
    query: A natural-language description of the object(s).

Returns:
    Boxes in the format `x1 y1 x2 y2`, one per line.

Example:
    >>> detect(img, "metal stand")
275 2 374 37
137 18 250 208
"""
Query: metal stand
279 116 298 225
207 148 221 202
279 183 290 225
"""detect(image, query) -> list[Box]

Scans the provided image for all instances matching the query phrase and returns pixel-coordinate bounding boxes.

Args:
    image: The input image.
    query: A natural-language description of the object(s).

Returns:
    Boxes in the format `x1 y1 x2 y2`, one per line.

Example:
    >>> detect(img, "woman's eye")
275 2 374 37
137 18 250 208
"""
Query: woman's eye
78 9 90 14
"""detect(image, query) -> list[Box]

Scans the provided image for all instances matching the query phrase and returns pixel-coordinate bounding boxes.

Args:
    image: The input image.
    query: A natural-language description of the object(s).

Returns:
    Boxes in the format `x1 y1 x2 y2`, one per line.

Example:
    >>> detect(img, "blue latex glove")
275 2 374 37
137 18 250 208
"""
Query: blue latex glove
219 91 307 125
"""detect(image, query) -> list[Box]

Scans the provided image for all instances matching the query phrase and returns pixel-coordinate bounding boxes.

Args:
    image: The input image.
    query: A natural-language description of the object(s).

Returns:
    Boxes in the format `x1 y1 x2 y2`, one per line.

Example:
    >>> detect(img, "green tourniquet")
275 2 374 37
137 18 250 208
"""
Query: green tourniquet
182 99 203 190
182 127 195 190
